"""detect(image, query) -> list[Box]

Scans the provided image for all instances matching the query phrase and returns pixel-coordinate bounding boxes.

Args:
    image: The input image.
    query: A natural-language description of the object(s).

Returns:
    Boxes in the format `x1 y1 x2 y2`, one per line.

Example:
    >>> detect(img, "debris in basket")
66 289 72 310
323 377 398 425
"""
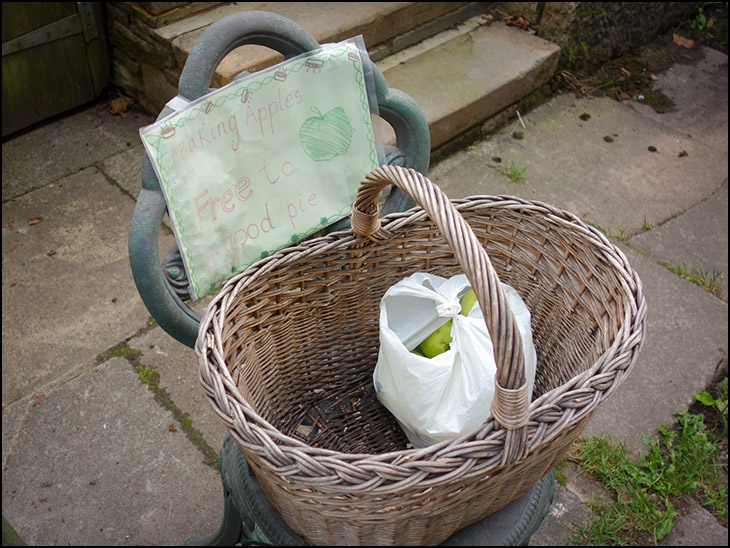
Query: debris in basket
297 424 313 437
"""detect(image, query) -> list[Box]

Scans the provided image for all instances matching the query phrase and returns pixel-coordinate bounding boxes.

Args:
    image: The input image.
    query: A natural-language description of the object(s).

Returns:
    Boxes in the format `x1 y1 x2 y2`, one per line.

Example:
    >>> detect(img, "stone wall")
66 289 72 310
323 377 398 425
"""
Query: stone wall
104 2 226 114
495 2 699 69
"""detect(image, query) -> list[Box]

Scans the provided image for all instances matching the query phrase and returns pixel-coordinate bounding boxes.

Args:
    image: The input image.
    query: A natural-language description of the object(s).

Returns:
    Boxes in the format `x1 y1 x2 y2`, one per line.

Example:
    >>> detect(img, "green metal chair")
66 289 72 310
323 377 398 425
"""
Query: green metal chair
128 11 553 546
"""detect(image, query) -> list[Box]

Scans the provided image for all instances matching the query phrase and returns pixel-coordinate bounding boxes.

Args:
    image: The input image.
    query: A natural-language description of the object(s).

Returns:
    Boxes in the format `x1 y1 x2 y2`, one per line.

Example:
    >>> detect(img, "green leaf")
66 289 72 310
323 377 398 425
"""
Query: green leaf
655 500 678 540
694 391 716 406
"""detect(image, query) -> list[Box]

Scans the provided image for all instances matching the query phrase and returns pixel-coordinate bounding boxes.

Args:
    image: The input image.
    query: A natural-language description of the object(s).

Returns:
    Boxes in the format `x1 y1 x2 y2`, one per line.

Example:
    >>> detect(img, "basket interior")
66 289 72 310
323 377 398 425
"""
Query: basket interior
221 203 629 454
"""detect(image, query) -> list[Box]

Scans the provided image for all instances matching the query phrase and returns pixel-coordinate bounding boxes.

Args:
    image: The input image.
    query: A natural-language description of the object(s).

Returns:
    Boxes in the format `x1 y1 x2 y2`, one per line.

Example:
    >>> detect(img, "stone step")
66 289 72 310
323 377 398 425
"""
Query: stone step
108 2 560 155
376 14 561 152
168 2 487 87
107 2 484 110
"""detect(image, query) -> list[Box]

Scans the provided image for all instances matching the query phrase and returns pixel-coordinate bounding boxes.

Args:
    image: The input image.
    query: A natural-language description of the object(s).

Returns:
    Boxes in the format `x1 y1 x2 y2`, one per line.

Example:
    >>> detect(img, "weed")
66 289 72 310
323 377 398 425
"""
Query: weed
134 363 160 387
642 215 652 231
569 409 728 545
688 3 722 38
663 260 726 295
589 217 629 241
695 376 728 438
499 160 527 183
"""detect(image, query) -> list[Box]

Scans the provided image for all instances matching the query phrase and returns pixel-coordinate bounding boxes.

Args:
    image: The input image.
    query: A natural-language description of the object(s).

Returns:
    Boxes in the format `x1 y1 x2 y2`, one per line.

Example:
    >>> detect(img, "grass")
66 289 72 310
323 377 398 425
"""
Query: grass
662 260 726 296
499 160 527 183
589 217 629 241
568 377 729 545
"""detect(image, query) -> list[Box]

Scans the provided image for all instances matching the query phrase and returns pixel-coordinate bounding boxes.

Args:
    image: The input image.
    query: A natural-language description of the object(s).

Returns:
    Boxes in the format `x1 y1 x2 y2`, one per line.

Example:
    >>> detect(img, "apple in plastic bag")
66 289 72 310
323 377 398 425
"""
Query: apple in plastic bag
416 289 479 358
459 289 478 316
418 320 453 358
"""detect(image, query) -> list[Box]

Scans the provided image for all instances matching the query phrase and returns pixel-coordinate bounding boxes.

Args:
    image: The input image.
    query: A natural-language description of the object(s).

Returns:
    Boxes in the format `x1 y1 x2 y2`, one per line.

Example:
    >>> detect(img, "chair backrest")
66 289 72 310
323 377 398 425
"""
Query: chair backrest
129 11 430 348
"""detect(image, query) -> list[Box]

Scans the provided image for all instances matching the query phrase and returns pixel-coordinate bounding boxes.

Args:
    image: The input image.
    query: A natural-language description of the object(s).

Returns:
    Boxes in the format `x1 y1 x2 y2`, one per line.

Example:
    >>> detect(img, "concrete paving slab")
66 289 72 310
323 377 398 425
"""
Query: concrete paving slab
528 483 592 546
430 93 728 236
628 180 728 301
661 498 729 546
1 167 176 407
1 104 152 200
128 325 229 453
97 144 148 200
631 46 729 152
1 357 221 546
581 243 728 455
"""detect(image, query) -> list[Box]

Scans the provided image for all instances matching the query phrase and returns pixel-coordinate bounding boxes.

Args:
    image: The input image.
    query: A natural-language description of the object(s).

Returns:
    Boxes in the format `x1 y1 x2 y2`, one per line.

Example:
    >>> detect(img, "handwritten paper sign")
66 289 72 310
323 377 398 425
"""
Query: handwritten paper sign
140 39 379 300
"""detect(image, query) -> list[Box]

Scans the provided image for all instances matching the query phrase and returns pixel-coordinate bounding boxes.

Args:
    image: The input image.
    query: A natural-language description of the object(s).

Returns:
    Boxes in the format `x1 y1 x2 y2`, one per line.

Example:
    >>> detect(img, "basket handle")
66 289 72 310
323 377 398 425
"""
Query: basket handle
352 165 529 458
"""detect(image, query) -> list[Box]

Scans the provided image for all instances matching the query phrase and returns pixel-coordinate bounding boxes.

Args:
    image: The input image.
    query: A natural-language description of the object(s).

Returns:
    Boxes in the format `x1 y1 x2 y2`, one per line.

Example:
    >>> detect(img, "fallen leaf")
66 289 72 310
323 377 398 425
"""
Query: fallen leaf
109 94 135 118
673 33 695 49
28 215 44 225
504 14 532 31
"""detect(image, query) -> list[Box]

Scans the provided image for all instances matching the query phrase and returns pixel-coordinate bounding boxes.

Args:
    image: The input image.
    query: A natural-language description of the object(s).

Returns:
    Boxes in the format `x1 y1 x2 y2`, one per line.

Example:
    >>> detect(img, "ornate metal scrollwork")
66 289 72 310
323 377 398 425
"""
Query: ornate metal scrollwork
162 246 192 301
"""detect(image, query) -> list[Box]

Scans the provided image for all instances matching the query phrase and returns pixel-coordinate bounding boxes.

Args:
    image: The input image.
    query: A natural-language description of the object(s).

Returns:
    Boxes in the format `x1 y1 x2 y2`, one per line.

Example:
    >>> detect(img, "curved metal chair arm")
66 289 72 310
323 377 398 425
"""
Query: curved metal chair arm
129 10 430 348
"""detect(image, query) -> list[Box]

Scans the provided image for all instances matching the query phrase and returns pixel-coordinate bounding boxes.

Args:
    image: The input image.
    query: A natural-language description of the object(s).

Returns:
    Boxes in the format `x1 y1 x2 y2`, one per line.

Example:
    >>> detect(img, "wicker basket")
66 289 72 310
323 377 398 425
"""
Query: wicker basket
197 165 647 546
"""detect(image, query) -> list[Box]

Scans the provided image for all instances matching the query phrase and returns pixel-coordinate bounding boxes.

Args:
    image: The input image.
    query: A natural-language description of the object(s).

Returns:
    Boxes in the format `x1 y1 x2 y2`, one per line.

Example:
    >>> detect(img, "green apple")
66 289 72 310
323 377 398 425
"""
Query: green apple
411 348 425 357
419 320 453 358
414 289 479 359
460 289 478 316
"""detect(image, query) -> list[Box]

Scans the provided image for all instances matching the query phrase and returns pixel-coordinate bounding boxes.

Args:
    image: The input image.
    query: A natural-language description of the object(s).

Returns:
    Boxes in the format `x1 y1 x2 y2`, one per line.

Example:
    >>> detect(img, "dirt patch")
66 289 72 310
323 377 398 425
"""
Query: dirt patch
559 3 728 110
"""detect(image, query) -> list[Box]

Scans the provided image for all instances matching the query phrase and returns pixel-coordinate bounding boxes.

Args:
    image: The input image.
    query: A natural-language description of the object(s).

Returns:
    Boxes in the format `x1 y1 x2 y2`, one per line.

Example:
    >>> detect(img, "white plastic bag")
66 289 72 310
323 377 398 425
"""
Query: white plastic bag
373 273 536 447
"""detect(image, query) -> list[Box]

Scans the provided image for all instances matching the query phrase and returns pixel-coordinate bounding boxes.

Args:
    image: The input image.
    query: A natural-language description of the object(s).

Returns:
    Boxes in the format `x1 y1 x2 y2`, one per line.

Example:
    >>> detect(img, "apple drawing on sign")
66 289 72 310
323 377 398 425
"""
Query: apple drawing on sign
300 107 355 162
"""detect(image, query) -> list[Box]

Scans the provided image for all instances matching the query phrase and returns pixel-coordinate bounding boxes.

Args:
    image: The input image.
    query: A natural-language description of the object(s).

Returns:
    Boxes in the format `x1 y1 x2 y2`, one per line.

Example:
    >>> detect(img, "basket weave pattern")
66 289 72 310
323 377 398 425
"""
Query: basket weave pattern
197 166 646 545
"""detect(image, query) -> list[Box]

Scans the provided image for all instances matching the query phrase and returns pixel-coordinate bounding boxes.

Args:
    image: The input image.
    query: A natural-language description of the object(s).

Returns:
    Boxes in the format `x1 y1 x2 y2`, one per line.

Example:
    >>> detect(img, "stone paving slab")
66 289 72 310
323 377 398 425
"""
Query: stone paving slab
1 357 221 546
528 482 592 546
430 92 728 235
1 104 151 200
631 46 729 152
581 243 728 455
1 167 174 407
629 180 728 301
128 323 229 454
